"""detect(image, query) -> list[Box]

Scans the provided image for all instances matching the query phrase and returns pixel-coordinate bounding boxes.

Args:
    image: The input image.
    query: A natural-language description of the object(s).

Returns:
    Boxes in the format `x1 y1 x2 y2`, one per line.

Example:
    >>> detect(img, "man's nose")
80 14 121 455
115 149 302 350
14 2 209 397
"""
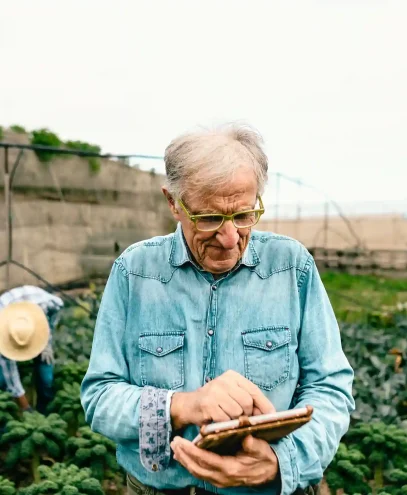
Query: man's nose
216 220 240 249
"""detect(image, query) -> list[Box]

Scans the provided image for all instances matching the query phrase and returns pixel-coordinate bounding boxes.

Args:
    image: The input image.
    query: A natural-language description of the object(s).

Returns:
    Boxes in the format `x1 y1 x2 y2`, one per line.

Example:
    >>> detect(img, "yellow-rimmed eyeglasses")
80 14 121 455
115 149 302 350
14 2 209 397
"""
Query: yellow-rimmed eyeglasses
177 196 265 232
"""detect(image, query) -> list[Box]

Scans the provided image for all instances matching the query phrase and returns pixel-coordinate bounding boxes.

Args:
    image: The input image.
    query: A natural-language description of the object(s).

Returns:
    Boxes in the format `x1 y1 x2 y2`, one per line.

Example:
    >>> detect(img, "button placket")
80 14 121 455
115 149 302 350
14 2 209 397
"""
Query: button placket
203 281 218 386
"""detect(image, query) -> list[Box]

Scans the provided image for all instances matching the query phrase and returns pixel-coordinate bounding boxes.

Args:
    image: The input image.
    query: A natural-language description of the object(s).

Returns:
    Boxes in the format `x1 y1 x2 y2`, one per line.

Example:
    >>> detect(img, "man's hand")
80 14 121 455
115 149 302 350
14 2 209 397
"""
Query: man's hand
170 370 275 430
40 341 55 366
171 434 279 488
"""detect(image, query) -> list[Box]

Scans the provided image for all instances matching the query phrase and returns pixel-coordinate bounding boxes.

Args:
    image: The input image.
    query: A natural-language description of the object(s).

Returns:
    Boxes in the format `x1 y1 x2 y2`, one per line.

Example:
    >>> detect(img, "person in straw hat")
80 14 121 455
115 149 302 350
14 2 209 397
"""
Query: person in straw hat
0 285 64 413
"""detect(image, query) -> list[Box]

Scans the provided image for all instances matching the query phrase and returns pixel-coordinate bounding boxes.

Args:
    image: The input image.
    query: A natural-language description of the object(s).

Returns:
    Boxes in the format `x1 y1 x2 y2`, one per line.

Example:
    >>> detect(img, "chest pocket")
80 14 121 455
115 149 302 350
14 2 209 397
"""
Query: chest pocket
138 332 185 390
242 326 291 391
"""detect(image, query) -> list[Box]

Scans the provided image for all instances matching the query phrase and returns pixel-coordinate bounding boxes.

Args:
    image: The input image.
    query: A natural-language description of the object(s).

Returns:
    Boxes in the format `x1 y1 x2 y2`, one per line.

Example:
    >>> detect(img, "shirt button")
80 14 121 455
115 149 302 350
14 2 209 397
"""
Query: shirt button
211 285 217 291
205 376 211 383
266 341 273 348
208 329 214 336
156 347 163 353
152 463 158 472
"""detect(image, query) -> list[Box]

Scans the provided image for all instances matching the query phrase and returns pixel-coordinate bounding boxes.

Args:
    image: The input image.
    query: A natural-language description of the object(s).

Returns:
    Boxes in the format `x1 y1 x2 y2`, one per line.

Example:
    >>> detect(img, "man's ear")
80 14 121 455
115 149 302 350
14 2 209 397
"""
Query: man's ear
162 187 181 220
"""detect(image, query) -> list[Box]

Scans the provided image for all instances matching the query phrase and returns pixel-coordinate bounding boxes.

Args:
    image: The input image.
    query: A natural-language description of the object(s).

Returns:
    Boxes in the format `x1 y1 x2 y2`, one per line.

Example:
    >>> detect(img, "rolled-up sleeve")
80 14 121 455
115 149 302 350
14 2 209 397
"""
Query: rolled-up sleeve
271 256 355 494
0 355 25 398
80 258 174 471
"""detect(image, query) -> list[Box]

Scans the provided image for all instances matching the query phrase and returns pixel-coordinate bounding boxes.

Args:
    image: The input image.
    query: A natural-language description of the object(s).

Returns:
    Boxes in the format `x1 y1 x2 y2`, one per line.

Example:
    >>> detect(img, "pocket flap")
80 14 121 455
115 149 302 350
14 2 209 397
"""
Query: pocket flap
139 333 184 357
242 327 290 351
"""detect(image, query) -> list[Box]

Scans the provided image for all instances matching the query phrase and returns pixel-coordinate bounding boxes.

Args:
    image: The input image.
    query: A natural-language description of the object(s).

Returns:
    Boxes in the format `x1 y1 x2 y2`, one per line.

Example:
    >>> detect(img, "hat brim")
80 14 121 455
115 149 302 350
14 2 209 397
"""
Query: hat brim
0 301 50 362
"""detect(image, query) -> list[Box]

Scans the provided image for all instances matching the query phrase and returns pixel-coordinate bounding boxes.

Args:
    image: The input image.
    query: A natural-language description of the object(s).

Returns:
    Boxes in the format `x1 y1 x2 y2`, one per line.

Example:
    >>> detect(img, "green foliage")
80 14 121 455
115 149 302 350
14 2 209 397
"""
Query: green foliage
9 124 26 134
65 140 101 174
330 423 407 492
2 275 407 494
340 310 407 425
66 427 121 481
31 128 62 162
48 382 85 436
0 126 3 141
30 130 102 173
66 426 123 485
325 444 371 494
346 422 407 468
0 391 19 430
0 411 67 481
54 295 100 364
321 271 407 323
0 476 16 495
19 463 103 495
54 362 89 390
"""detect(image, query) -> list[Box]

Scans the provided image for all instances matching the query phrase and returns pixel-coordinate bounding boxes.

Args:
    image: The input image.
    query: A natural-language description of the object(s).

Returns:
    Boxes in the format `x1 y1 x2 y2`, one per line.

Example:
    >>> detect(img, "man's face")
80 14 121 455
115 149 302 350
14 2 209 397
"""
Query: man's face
164 168 258 275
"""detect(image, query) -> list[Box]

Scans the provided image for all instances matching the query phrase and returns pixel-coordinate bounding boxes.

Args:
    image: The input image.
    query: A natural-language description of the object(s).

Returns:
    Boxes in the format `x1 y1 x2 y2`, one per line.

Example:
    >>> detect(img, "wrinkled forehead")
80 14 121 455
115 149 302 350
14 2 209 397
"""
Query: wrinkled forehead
184 168 258 214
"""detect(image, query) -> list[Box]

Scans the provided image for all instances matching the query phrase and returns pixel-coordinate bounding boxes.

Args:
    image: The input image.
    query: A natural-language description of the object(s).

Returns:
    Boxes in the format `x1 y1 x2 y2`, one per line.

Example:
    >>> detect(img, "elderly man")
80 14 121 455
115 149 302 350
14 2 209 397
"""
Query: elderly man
81 123 354 495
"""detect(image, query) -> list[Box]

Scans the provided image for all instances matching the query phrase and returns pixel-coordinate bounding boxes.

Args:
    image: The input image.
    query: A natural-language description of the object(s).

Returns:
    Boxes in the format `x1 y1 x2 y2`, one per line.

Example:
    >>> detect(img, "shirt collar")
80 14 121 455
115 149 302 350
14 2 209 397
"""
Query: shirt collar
168 223 260 269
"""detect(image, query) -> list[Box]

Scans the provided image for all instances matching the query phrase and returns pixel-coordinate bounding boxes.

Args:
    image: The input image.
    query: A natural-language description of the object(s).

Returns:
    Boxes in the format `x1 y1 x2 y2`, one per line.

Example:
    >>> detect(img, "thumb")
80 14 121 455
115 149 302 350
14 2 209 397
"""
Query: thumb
241 434 264 456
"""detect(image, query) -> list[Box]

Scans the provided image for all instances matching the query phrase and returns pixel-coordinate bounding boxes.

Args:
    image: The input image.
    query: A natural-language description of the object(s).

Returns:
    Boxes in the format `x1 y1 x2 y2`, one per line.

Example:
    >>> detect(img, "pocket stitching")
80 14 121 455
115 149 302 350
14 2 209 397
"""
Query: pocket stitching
139 333 185 389
139 340 183 357
242 326 290 391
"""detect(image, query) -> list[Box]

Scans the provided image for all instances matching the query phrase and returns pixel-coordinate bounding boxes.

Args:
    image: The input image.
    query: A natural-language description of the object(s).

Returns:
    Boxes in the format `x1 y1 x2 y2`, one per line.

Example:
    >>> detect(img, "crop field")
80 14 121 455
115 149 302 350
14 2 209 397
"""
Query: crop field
1 274 407 494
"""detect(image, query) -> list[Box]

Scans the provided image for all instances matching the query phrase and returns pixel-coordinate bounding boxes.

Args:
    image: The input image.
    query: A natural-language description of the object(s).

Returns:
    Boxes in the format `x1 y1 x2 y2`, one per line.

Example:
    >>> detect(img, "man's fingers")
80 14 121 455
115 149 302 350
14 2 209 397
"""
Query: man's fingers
209 404 235 423
171 437 223 469
238 382 275 414
222 371 276 414
217 394 245 419
227 386 254 417
252 393 276 414
171 437 246 488
172 445 222 484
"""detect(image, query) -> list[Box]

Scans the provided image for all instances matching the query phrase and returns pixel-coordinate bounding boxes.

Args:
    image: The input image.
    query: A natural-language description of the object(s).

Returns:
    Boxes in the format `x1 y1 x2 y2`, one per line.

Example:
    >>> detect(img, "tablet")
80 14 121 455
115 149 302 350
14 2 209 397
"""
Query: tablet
192 405 313 455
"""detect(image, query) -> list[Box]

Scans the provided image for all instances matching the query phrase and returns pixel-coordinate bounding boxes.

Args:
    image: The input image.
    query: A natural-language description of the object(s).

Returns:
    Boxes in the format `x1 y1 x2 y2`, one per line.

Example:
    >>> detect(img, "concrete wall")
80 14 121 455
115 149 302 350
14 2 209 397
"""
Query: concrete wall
259 214 407 251
0 130 174 290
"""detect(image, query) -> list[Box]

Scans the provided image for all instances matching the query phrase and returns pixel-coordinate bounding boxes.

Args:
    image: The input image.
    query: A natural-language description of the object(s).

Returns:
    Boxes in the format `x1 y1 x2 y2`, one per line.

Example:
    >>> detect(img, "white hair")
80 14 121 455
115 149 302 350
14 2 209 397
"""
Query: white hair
164 122 268 200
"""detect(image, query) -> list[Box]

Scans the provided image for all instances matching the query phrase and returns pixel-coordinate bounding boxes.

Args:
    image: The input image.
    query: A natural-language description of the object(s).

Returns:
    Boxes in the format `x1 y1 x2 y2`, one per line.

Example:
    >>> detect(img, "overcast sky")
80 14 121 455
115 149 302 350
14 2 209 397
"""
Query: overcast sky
1 0 406 217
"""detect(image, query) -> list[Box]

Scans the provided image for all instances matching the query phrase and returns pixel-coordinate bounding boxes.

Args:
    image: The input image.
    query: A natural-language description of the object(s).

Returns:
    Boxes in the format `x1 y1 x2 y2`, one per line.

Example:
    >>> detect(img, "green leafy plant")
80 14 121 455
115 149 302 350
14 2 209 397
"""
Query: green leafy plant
66 426 121 482
18 463 103 495
0 476 16 495
325 443 371 494
9 124 26 134
340 312 407 425
0 391 19 431
345 423 407 490
65 140 101 174
54 362 89 390
0 126 3 141
48 382 86 436
31 128 62 163
0 412 67 483
54 300 98 364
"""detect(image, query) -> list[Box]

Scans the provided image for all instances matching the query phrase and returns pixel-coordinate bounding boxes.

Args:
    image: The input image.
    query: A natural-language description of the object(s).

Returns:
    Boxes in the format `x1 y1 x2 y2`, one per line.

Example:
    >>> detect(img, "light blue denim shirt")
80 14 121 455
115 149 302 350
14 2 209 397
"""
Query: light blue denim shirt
80 224 355 495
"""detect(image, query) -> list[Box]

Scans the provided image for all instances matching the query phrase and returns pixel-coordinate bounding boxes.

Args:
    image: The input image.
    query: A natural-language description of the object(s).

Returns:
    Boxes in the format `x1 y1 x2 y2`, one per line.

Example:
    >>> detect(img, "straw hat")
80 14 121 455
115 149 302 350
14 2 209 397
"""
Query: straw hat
0 301 50 361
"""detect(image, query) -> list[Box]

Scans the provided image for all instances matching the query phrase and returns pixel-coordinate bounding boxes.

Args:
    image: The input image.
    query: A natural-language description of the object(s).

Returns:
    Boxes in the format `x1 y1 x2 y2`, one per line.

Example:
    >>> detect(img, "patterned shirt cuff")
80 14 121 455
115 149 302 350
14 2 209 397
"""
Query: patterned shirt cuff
139 386 174 473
